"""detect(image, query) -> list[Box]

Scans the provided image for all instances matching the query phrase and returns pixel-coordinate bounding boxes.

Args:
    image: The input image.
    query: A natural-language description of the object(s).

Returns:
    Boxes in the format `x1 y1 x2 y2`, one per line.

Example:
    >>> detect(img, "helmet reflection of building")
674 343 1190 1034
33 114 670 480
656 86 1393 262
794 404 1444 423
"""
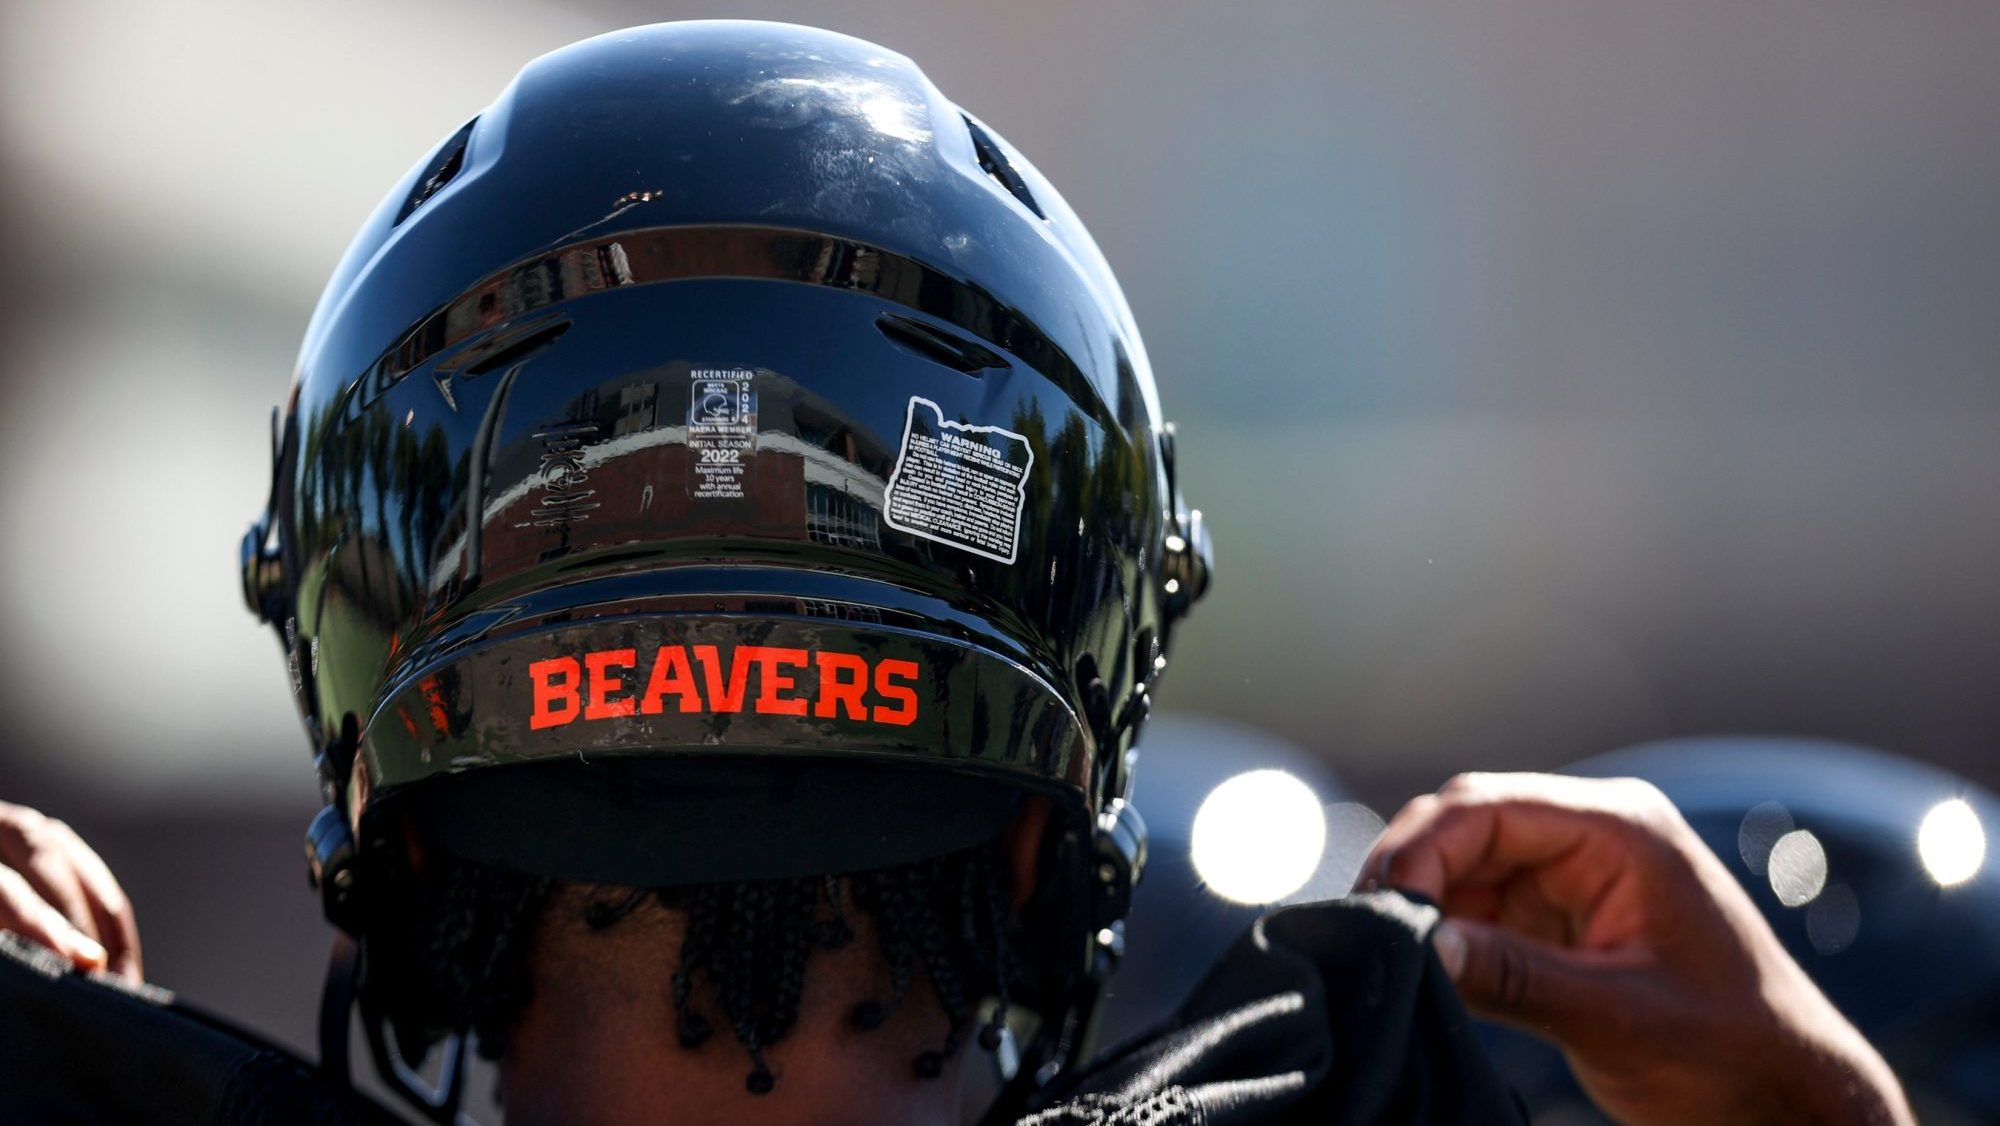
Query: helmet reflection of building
460 368 897 574
1484 737 2000 1125
239 21 1213 1121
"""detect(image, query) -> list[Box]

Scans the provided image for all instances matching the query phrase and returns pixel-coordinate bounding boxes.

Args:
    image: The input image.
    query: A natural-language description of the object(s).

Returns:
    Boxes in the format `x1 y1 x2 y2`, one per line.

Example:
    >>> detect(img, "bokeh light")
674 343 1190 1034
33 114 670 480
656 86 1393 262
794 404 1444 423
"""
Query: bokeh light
1190 769 1326 905
1916 798 1986 887
1316 802 1390 896
1737 800 1795 875
1767 829 1828 907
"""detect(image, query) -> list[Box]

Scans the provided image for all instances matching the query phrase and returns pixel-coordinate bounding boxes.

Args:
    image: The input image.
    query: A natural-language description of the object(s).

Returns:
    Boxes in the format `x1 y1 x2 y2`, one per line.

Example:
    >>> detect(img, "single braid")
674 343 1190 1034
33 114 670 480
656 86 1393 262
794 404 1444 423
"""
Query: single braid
763 878 815 1047
859 860 927 1023
906 862 972 1077
423 859 481 1009
978 844 1017 1049
463 866 553 1057
407 856 554 1062
672 885 721 1048
718 883 774 1090
811 875 855 950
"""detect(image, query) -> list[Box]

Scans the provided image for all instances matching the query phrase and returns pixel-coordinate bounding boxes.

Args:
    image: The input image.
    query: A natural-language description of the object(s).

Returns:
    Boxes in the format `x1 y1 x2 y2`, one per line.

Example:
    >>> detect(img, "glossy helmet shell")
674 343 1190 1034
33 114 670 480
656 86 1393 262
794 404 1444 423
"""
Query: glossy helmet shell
242 17 1209 1075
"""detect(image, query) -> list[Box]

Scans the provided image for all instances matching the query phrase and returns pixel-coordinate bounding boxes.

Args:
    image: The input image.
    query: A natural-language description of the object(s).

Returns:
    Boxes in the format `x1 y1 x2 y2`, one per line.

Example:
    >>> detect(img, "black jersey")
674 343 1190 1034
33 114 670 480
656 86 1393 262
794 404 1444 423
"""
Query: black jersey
1023 891 1526 1125
0 892 1523 1125
0 933 399 1125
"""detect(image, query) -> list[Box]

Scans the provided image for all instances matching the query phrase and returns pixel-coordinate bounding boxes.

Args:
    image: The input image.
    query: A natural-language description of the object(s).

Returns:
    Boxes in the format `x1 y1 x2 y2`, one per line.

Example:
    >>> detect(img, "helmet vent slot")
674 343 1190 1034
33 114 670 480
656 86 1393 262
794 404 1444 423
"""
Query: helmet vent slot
962 114 1046 220
395 118 477 225
877 313 1008 376
439 313 573 379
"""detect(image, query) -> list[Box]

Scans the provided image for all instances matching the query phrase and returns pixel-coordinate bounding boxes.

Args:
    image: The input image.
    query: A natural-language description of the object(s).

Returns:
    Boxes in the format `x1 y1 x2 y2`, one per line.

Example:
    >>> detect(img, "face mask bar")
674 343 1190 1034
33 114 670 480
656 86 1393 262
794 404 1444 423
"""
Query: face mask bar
321 931 473 1125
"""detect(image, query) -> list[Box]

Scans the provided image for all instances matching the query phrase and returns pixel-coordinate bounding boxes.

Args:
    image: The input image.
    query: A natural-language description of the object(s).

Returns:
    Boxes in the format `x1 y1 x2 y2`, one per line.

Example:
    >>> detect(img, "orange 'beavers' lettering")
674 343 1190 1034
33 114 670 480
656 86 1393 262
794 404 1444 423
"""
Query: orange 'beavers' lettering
529 656 583 730
638 646 700 715
871 659 920 726
584 649 637 720
812 651 870 720
751 647 810 716
528 645 922 730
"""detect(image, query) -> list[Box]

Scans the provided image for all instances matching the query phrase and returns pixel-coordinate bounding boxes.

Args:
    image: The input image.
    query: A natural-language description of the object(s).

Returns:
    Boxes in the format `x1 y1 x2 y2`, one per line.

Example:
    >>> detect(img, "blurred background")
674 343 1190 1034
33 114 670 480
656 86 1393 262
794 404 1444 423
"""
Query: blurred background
3 1 1998 1121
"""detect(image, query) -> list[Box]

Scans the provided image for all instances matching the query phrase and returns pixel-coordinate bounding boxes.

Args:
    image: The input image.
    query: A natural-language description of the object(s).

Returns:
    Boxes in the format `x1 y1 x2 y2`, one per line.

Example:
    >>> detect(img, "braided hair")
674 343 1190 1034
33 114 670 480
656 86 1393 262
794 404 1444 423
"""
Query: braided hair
407 840 1017 1093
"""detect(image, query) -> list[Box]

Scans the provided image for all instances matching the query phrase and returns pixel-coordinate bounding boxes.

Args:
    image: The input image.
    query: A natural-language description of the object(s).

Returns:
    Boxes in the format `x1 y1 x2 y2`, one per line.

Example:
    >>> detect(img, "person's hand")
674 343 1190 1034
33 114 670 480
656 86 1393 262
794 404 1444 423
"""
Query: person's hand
1360 772 1911 1126
0 800 142 982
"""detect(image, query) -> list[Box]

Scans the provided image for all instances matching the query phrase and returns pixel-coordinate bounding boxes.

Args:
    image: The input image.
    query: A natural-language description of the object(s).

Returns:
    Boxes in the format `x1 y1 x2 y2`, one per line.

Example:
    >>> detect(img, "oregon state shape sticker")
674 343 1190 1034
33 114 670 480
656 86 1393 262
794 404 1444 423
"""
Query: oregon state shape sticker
882 396 1034 564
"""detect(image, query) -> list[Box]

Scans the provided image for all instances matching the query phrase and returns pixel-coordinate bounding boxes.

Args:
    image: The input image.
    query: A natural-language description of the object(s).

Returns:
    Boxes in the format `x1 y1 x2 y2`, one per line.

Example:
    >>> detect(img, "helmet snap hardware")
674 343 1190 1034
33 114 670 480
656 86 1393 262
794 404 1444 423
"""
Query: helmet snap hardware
303 804 362 935
1090 798 1148 934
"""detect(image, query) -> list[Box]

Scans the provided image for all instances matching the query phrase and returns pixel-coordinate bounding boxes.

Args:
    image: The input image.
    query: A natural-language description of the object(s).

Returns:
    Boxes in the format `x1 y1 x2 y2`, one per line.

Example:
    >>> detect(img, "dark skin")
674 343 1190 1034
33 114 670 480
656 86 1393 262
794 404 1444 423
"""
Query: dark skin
1361 773 1913 1126
3 778 1911 1123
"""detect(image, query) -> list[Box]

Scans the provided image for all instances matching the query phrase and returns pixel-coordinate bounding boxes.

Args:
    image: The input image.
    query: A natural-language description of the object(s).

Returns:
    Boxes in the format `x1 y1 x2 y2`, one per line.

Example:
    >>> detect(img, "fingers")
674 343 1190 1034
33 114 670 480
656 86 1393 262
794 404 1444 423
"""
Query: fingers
47 819 142 980
1441 872 1577 944
1431 917 1627 1039
0 803 97 937
1360 773 1696 959
1362 773 1671 900
1363 780 1587 901
3 831 98 940
0 862 109 971
0 801 140 980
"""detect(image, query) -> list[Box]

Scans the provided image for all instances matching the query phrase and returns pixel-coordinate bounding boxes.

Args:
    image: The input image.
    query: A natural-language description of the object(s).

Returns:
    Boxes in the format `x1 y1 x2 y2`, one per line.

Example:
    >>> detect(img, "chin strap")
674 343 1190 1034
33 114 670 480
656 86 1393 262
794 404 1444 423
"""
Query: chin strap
318 931 471 1125
979 795 1145 1125
313 797 464 1121
975 1002 1078 1126
319 931 359 1086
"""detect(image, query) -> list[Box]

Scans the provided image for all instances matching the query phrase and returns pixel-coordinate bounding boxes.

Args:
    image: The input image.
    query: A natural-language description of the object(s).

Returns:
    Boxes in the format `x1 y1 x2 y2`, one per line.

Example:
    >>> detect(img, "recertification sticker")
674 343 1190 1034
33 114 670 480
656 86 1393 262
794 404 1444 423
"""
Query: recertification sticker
687 367 756 499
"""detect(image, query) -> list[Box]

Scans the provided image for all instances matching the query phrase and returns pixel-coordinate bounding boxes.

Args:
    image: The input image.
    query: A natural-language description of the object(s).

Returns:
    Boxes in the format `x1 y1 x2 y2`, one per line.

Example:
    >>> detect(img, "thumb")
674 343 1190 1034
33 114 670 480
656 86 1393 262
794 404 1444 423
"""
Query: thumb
1432 918 1616 1038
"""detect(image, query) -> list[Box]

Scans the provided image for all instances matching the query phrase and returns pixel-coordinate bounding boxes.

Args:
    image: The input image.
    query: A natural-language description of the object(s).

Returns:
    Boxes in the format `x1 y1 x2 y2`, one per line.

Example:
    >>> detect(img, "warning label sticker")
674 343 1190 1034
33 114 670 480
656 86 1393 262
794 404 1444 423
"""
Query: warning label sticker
883 396 1035 564
687 368 756 500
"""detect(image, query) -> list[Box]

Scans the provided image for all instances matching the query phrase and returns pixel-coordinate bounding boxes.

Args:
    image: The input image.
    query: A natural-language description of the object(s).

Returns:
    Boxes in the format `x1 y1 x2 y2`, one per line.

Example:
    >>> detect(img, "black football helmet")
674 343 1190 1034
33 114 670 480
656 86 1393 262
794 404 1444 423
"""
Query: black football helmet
240 19 1210 1122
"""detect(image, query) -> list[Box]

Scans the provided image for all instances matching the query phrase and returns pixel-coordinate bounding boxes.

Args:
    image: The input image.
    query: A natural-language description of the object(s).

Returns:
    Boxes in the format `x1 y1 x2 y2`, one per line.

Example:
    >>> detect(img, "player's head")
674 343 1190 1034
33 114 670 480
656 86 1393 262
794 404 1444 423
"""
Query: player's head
242 20 1209 1120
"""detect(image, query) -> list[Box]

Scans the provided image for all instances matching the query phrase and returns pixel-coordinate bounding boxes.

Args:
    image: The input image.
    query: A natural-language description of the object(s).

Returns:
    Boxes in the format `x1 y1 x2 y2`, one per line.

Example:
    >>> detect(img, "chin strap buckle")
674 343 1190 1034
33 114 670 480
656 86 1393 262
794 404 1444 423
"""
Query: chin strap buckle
242 406 289 625
1089 797 1147 979
1157 423 1213 621
239 519 284 624
304 805 363 935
